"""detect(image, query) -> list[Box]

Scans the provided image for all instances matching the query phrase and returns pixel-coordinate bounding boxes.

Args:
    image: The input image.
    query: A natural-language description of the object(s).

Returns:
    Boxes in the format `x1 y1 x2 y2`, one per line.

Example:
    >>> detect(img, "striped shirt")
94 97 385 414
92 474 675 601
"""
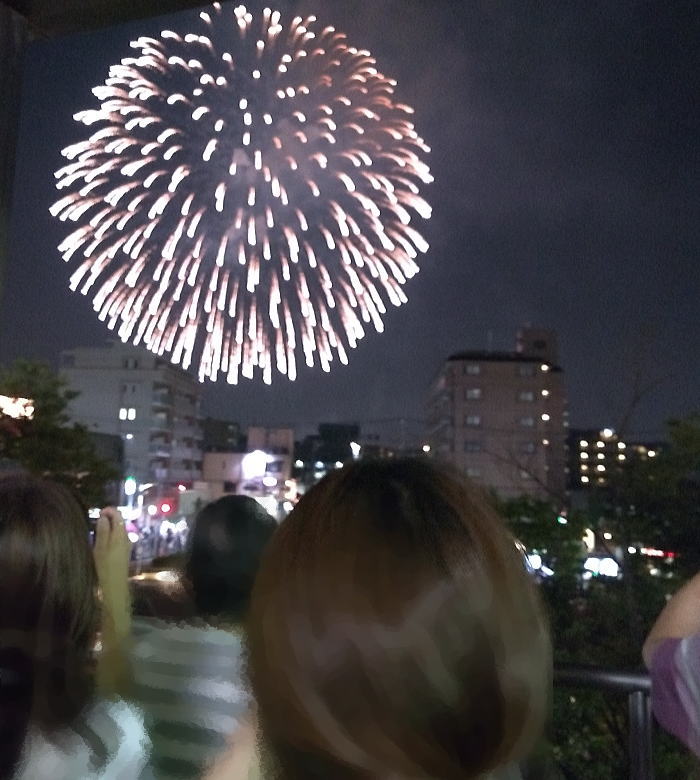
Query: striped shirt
15 697 149 780
131 616 252 780
650 633 700 756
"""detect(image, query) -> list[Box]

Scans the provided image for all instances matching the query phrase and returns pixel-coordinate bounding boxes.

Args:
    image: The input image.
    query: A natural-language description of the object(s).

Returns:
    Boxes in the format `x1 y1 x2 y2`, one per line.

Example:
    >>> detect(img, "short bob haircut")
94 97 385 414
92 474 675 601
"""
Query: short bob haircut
0 475 98 776
248 459 551 779
183 494 277 624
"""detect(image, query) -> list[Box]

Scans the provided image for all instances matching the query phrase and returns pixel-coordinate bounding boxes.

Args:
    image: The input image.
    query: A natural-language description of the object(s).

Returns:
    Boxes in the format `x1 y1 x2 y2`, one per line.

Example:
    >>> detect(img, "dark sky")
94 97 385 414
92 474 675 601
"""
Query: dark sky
2 0 698 441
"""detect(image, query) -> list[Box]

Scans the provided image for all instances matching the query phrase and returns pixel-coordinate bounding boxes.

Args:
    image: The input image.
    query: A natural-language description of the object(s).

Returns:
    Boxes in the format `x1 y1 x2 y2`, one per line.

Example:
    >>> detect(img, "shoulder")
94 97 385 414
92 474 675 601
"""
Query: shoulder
16 697 149 780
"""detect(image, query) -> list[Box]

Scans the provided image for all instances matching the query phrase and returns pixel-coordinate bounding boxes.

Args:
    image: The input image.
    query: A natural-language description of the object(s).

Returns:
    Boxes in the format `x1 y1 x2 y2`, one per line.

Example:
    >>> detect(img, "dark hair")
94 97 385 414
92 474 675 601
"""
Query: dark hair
0 475 98 777
248 459 551 780
183 495 277 624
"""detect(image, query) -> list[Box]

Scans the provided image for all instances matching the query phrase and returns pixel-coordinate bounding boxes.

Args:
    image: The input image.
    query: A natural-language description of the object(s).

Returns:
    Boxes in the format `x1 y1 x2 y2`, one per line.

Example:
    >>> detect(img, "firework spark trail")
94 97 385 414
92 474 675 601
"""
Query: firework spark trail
51 3 432 384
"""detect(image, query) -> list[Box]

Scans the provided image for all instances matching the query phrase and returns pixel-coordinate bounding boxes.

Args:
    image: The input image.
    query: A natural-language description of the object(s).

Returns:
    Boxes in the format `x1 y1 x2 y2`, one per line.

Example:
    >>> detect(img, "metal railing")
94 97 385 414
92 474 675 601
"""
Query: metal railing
555 666 653 780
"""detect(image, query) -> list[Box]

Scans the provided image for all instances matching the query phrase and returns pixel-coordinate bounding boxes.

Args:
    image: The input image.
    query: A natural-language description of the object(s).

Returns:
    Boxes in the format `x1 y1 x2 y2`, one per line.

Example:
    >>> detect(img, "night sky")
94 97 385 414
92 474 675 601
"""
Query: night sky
1 0 698 441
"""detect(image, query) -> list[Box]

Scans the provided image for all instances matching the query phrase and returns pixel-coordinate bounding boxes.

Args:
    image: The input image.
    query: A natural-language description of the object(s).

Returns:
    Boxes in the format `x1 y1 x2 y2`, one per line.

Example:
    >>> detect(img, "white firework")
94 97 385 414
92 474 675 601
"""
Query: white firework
51 3 432 384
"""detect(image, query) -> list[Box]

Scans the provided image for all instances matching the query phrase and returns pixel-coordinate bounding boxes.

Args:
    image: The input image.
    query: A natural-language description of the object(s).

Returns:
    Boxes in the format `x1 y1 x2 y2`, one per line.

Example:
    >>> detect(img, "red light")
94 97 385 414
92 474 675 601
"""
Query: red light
161 502 172 513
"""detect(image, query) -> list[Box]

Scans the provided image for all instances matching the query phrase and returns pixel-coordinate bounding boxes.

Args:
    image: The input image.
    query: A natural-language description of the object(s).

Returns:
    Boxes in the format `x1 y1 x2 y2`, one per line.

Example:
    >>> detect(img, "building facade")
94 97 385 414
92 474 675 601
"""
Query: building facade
427 328 568 500
61 343 203 487
568 427 665 491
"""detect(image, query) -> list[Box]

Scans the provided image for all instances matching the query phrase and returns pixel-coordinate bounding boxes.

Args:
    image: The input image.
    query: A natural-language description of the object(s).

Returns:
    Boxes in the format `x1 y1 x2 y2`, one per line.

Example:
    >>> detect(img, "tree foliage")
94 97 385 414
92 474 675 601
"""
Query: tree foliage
499 415 700 778
0 359 117 506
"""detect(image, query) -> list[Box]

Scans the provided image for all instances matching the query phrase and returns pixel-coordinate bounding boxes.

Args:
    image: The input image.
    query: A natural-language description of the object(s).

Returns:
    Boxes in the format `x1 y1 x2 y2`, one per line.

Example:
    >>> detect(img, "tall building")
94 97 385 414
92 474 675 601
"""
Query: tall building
427 327 568 500
568 427 665 491
61 343 203 487
202 417 245 453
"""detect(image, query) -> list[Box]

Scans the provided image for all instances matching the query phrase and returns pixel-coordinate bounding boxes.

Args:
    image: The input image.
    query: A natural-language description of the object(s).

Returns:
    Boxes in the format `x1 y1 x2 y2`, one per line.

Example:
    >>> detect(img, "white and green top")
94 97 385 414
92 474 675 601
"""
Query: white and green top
131 616 252 780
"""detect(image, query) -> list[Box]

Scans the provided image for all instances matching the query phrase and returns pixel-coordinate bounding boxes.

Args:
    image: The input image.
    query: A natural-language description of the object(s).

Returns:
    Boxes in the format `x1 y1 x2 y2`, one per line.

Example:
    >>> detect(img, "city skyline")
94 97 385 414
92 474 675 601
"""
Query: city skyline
1 0 698 437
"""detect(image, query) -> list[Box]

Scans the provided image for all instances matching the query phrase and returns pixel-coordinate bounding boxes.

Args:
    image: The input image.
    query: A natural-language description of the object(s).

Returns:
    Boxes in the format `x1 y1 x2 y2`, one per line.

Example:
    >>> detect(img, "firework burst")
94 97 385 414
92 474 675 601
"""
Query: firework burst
51 3 432 384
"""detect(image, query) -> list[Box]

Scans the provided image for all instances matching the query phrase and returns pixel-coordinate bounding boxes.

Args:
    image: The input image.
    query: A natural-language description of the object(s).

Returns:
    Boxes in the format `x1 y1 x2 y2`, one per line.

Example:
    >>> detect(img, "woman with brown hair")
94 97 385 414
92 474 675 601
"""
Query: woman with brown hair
210 458 551 780
0 474 148 779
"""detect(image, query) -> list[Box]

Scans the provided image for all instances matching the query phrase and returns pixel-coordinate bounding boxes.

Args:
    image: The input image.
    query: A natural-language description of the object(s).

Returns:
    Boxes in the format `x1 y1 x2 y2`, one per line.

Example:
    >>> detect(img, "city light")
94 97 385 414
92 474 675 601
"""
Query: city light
242 450 268 480
541 389 550 397
334 461 344 469
540 364 550 372
596 441 605 448
603 532 612 540
147 504 157 516
127 531 140 544
602 428 614 438
628 546 637 554
177 484 187 492
350 441 361 459
541 413 550 421
160 502 172 514
581 475 590 483
422 444 431 452
124 476 137 497
294 459 304 468
618 442 626 450
580 452 589 460
262 475 278 487
580 440 588 447
648 450 657 458
0 395 34 419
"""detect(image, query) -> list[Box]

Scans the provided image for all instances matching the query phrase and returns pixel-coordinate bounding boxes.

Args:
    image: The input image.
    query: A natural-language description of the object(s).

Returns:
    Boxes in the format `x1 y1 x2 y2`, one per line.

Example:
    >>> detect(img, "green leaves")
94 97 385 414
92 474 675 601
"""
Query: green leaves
0 360 117 506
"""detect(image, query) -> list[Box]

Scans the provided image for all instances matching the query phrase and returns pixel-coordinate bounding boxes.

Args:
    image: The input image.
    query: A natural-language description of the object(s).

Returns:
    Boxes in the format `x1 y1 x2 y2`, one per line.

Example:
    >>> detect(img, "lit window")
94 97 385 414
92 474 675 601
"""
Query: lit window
580 452 589 460
596 441 605 449
119 408 127 420
648 450 656 458
540 364 550 372
581 476 589 483
125 433 134 441
127 408 136 421
542 438 550 446
579 440 588 448
465 388 482 400
519 391 534 402
603 532 612 540
465 364 481 375
596 465 605 472
618 441 626 450
519 416 534 427
541 389 550 397
602 428 614 438
618 454 626 461
465 415 481 427
541 413 550 421
597 453 605 460
581 464 588 472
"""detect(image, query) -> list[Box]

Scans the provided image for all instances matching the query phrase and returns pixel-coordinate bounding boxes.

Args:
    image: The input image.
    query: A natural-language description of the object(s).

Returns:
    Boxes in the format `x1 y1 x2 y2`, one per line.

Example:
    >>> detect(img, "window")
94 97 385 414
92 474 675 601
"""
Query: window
465 415 481 427
518 391 534 402
466 467 481 478
464 441 482 453
119 407 127 421
465 388 482 400
520 470 532 480
124 358 139 369
127 407 136 421
465 364 481 375
518 364 536 377
519 416 535 427
520 441 536 454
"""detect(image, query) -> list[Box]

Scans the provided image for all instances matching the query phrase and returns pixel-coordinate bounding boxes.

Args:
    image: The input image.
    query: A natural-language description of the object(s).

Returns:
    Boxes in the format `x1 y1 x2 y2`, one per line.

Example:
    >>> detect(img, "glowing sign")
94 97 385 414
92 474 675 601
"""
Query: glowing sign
0 395 34 420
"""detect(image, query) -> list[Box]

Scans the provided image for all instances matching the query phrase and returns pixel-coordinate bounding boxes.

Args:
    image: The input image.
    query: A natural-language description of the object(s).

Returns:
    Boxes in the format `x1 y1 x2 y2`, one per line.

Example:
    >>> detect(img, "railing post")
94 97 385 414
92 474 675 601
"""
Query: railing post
628 689 653 780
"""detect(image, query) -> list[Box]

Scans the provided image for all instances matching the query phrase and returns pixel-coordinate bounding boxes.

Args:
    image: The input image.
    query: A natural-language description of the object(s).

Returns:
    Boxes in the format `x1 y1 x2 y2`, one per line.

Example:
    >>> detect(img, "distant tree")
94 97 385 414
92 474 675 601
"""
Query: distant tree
498 417 700 778
0 359 117 506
